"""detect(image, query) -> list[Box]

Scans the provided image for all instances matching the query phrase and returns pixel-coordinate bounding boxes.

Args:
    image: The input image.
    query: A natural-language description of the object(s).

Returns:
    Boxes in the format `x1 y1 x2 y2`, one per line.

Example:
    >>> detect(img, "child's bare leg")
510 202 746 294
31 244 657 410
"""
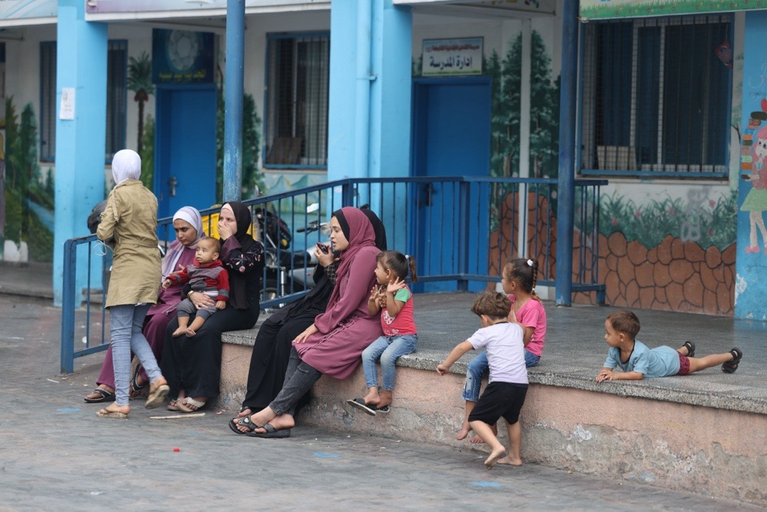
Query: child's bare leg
377 389 393 408
470 420 506 469
457 401 476 440
362 386 381 405
688 351 738 373
172 316 190 337
471 423 496 444
497 421 523 466
185 316 206 337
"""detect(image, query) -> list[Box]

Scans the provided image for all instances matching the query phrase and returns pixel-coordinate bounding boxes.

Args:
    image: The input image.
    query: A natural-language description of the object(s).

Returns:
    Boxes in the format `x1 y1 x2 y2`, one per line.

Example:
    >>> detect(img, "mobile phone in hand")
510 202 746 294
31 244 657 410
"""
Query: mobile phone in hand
317 243 330 254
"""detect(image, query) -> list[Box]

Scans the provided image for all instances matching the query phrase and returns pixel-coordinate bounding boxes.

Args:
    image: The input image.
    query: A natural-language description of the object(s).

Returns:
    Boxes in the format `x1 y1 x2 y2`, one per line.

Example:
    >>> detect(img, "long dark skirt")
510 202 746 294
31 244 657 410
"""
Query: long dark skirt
241 304 322 411
162 304 259 399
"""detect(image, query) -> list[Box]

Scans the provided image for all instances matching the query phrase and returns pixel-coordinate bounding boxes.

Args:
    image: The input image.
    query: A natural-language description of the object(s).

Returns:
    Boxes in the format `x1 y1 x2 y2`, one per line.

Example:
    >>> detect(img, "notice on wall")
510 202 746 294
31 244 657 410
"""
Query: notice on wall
59 87 75 120
422 38 483 77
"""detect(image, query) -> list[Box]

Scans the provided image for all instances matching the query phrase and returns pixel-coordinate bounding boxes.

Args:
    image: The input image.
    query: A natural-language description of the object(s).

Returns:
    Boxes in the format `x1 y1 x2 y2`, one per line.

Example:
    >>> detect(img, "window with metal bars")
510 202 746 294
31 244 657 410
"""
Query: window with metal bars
264 33 329 169
581 15 732 178
39 40 128 163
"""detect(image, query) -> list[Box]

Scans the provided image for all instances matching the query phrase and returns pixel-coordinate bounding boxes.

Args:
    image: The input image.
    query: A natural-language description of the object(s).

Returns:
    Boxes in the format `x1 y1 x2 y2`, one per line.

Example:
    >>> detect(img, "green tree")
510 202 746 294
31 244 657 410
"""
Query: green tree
215 83 266 202
529 30 559 178
501 34 523 177
139 115 155 190
127 51 154 155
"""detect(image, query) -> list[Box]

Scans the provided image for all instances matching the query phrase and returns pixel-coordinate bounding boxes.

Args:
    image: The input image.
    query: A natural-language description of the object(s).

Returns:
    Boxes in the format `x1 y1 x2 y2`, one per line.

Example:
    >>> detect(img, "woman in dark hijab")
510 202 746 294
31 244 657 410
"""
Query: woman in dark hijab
232 207 387 420
162 201 265 412
231 207 385 437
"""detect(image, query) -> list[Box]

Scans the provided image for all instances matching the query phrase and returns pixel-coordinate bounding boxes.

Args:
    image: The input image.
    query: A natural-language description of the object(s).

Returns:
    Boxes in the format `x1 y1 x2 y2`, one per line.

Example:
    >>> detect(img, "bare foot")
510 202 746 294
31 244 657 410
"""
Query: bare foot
172 326 186 337
236 407 252 418
96 403 130 418
497 456 522 466
185 328 197 337
484 447 507 469
456 425 471 441
469 435 487 444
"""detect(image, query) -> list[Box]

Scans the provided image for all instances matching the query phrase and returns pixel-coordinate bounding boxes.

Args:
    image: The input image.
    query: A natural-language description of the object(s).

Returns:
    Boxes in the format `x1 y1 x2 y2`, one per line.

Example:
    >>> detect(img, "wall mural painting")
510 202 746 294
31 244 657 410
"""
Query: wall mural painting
741 106 767 255
580 190 738 316
735 10 767 320
1 98 54 263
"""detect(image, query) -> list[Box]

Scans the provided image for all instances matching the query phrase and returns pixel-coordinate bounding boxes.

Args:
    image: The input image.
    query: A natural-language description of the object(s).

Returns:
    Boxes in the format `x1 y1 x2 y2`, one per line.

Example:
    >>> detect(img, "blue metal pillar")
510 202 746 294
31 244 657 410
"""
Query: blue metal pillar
223 0 245 202
53 0 108 306
555 0 579 306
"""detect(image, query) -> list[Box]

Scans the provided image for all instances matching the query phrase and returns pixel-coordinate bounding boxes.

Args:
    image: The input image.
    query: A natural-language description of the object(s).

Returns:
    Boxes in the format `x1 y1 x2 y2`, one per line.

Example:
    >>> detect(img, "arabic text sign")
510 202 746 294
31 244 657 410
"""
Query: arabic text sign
580 0 767 20
422 38 483 77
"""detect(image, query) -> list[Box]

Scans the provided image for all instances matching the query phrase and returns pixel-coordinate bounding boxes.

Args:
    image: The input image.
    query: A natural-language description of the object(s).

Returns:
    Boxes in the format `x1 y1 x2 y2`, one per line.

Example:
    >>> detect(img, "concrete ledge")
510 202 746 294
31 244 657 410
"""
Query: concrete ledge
222 329 767 416
220 334 767 506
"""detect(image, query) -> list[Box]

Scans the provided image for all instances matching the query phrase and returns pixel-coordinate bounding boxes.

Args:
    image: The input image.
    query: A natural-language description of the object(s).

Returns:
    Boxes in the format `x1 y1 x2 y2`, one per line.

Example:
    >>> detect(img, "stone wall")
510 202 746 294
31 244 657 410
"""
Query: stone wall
487 191 736 316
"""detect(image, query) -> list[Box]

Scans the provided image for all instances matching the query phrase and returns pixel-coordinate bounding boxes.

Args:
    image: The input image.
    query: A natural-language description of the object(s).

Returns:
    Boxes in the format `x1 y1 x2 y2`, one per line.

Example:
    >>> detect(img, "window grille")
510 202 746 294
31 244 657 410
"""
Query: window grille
106 40 127 161
40 42 56 162
581 15 732 177
265 33 330 168
39 40 129 163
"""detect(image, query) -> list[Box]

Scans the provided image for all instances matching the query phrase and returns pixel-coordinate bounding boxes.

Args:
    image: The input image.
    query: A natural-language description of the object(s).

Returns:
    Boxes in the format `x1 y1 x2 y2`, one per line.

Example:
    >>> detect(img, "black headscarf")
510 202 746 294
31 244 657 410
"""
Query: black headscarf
360 207 387 252
222 201 257 309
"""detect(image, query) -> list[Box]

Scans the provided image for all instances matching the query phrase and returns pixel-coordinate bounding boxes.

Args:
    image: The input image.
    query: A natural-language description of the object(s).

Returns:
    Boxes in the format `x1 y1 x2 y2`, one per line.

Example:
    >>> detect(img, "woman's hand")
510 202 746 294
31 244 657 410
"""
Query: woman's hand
189 291 215 309
293 324 319 344
315 244 337 268
218 221 235 240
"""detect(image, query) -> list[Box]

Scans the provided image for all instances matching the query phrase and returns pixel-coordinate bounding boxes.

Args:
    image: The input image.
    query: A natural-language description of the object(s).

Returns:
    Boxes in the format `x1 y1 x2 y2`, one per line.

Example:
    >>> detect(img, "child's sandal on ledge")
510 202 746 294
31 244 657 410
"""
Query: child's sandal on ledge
721 347 742 374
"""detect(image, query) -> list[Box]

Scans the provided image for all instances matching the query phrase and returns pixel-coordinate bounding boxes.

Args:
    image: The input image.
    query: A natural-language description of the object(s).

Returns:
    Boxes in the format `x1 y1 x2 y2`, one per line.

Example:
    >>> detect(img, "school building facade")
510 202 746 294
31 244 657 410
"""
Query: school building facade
0 0 765 321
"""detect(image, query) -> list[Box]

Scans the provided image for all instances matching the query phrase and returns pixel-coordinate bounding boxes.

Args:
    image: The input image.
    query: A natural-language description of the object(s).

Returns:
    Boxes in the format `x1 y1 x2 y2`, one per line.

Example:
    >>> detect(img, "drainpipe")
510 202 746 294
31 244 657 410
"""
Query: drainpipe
555 0 579 306
354 0 373 180
223 0 245 202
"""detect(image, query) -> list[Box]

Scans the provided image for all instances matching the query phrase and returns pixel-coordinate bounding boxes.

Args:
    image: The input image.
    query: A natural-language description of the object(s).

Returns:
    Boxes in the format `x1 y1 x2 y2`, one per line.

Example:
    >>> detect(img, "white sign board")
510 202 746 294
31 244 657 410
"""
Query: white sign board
59 88 75 120
422 38 483 77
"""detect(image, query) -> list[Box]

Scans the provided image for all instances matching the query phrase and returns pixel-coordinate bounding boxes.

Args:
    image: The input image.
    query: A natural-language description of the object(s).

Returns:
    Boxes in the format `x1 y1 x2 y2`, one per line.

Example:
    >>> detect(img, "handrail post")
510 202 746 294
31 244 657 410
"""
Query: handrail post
457 180 470 292
60 240 76 374
341 179 356 207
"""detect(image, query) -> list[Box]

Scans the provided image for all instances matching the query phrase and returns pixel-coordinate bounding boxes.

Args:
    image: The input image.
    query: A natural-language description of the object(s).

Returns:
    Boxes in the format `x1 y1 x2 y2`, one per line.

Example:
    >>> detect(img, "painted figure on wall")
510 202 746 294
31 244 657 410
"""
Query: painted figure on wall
741 121 767 254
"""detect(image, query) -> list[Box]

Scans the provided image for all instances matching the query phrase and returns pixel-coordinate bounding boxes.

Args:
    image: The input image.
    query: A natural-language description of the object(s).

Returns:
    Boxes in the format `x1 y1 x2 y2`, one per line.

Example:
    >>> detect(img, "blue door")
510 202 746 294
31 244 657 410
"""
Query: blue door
411 77 491 292
155 86 217 219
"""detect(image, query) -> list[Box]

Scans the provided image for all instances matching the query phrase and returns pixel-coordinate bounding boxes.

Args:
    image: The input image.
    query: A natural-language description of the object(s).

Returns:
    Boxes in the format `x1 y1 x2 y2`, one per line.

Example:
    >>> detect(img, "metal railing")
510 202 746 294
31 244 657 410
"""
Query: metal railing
60 176 606 372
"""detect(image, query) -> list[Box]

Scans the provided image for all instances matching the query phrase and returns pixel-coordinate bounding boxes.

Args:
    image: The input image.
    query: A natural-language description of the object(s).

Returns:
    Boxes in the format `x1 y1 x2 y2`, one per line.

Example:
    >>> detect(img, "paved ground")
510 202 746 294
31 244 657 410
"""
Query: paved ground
1 263 765 510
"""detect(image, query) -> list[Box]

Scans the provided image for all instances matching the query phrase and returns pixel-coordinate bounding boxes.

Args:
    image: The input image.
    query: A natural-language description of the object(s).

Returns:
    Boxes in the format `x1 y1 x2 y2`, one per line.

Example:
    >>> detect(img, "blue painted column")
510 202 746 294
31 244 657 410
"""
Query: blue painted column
53 0 108 306
735 10 767 320
223 0 245 202
555 0 579 306
327 0 412 182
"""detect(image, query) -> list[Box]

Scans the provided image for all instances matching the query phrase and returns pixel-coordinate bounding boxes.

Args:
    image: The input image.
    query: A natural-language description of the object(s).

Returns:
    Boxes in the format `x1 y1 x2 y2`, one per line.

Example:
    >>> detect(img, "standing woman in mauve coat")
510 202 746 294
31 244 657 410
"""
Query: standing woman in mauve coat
95 149 170 419
232 207 384 438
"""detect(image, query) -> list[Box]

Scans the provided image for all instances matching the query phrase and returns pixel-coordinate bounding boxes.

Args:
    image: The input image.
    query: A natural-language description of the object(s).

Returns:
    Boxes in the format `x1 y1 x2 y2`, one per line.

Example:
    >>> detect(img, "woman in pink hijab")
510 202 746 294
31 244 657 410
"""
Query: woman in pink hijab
231 207 384 438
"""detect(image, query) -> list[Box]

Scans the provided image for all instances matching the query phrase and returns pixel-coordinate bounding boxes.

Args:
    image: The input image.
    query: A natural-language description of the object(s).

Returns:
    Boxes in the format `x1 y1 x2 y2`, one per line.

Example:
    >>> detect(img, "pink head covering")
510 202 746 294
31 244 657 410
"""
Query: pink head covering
325 207 376 310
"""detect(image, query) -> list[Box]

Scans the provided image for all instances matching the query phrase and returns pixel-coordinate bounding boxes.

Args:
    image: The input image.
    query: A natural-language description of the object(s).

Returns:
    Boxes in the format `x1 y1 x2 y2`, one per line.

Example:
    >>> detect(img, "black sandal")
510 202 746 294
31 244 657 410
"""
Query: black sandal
229 416 262 435
84 388 115 403
130 368 148 398
721 347 742 374
682 341 696 358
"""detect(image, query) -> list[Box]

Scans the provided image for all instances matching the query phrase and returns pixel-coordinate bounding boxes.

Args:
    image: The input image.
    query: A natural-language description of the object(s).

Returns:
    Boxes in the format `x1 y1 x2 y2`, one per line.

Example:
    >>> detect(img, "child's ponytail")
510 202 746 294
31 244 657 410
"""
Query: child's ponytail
505 257 541 302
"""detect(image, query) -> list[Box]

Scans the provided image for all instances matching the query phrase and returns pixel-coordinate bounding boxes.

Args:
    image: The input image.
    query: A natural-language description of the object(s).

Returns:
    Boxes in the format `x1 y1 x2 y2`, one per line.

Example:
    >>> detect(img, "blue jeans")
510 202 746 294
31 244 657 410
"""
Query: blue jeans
110 304 163 406
461 349 540 402
362 334 418 391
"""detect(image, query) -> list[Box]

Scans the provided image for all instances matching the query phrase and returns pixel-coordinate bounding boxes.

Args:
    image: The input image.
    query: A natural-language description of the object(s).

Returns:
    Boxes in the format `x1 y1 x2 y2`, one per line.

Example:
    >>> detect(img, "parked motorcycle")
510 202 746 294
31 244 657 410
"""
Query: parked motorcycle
255 203 330 302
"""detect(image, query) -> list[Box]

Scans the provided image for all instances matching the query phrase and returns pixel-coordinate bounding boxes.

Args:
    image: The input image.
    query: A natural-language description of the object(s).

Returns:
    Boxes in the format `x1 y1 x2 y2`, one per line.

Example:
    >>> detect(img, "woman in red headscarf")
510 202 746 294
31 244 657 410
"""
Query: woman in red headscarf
231 207 384 437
